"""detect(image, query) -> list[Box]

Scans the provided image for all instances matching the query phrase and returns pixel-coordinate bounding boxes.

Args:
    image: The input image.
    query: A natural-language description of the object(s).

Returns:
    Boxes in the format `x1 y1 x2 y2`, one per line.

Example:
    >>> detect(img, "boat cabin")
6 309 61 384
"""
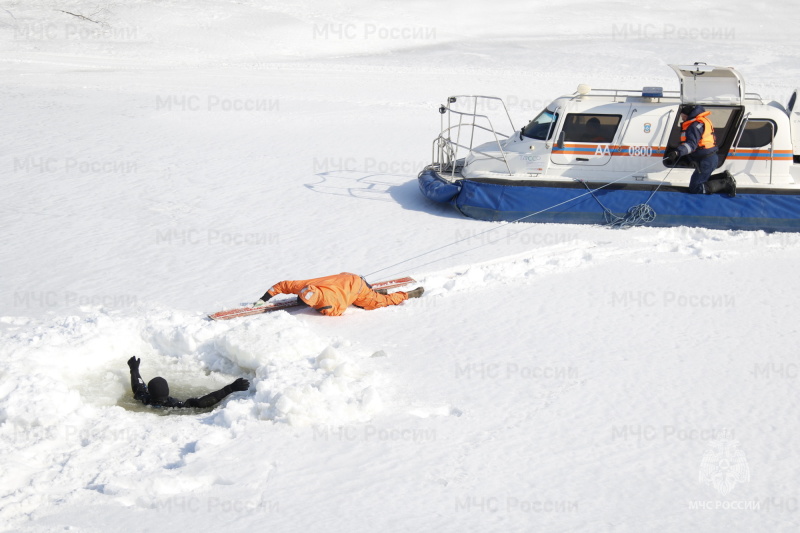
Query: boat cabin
438 63 798 188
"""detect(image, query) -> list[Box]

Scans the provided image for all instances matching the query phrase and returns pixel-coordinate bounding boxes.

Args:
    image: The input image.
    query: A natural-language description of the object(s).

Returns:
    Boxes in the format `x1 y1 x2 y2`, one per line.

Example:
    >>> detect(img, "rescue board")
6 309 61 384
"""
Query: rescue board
208 277 416 320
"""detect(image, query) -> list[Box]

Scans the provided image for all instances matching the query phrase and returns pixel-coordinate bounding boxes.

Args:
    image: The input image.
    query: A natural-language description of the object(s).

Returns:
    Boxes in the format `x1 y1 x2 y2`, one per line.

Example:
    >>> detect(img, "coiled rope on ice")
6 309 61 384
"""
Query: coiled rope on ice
577 165 675 229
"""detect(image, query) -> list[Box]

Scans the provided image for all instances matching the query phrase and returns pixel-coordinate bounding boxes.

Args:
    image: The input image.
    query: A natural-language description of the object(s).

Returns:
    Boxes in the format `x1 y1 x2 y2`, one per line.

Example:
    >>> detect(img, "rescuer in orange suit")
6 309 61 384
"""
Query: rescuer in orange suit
663 105 736 196
252 273 424 316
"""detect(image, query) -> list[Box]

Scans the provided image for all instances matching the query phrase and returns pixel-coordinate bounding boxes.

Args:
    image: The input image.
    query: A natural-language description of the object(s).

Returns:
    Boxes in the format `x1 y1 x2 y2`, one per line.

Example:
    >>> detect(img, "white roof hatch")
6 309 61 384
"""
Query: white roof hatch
669 63 745 105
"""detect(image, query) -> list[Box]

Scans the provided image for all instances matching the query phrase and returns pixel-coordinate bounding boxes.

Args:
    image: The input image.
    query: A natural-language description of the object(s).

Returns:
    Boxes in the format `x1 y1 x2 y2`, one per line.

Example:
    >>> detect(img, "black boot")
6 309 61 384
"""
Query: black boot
704 179 727 194
704 175 736 197
711 171 736 197
708 171 730 181
724 174 737 197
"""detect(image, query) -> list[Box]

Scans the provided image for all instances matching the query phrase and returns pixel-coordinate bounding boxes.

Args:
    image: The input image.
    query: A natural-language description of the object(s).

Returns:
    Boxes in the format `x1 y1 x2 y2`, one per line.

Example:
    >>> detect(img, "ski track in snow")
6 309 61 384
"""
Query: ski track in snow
414 224 760 295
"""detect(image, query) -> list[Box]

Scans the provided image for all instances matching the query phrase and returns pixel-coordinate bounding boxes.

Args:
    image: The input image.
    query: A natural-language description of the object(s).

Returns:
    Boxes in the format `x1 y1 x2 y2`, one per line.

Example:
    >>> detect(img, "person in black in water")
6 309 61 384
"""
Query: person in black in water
127 356 249 408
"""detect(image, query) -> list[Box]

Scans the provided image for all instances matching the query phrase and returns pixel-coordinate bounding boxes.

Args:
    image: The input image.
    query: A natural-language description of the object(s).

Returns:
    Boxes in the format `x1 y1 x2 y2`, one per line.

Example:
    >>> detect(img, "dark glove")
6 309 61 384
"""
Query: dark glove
228 377 250 392
663 150 680 166
128 356 145 399
253 292 272 307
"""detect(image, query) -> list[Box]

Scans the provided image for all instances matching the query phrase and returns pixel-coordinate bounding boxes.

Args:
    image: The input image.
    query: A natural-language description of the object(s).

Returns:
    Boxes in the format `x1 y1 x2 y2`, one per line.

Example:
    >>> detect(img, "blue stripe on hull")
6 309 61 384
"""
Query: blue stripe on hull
417 169 800 232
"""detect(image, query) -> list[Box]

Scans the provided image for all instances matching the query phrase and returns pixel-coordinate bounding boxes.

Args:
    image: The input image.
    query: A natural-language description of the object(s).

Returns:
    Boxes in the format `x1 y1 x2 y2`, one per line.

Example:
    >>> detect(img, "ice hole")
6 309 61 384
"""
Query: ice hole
110 352 247 415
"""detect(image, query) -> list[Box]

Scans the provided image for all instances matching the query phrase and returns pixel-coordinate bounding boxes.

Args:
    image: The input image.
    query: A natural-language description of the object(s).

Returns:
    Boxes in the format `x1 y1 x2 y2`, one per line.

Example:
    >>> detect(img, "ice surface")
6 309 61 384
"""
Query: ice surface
2 1 799 532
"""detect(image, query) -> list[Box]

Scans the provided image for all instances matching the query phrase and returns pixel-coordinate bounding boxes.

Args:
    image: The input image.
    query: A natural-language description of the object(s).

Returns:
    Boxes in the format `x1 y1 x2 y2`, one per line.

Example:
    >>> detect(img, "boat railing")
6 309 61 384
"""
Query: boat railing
579 88 681 100
731 112 777 183
730 111 750 159
432 95 516 178
584 87 763 105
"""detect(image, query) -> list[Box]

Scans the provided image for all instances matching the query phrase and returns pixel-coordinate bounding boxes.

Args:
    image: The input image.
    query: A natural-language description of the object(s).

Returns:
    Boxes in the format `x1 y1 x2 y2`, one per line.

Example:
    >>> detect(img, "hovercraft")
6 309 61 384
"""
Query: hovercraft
418 63 800 231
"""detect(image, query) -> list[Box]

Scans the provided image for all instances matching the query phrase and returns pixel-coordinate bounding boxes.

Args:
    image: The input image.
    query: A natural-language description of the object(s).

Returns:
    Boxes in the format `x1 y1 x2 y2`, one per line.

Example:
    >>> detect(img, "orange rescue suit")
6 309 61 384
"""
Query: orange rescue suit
680 111 716 149
267 272 408 316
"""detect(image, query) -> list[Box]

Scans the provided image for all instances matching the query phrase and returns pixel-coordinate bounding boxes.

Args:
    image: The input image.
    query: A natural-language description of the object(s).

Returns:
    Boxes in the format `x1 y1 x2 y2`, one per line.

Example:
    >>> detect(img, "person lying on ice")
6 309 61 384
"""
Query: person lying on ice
253 272 424 317
127 356 249 408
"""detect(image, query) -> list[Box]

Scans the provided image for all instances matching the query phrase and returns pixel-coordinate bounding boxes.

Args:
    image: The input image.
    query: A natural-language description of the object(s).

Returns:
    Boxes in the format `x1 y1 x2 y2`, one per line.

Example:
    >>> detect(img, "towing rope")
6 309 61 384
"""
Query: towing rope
579 165 674 229
365 159 669 280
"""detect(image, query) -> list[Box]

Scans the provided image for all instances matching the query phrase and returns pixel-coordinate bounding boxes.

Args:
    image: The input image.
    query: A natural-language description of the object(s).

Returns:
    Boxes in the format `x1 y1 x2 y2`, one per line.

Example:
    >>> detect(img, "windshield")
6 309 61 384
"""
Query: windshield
521 109 558 140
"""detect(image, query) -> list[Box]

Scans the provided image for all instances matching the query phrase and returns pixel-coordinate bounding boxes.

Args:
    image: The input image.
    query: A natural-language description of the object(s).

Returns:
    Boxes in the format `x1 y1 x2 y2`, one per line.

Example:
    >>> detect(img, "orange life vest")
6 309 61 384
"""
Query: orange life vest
680 111 716 149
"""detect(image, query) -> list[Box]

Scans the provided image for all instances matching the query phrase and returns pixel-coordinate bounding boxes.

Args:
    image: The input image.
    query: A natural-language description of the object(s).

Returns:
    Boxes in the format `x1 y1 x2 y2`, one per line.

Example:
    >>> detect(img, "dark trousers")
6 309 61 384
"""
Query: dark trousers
688 152 719 194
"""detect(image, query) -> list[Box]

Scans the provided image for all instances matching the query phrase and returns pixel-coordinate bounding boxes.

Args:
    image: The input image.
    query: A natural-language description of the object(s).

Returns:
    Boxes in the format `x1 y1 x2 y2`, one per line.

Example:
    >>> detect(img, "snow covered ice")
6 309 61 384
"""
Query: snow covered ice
2 1 800 531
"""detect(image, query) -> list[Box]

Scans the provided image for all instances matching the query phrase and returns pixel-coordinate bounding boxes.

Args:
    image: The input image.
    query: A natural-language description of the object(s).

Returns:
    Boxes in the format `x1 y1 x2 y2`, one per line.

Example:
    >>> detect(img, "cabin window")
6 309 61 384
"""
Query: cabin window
562 114 621 143
738 119 777 148
521 110 559 140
